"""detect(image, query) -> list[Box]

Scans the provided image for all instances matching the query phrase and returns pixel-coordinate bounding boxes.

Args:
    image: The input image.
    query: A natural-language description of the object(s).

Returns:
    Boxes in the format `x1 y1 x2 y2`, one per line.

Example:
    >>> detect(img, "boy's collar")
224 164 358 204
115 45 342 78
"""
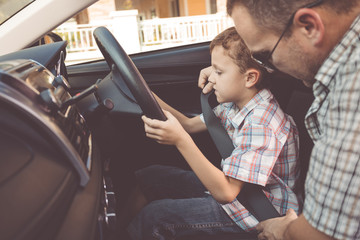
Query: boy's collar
226 89 273 128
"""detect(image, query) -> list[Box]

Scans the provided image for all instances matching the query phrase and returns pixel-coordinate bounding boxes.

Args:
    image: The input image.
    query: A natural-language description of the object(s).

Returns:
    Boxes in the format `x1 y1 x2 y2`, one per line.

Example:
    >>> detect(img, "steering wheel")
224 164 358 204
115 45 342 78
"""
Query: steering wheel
93 26 166 121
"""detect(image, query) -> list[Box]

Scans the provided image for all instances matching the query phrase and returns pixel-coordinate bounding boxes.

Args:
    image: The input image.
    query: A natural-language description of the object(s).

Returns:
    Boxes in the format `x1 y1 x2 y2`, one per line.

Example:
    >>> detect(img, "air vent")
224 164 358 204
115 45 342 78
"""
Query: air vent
55 105 91 169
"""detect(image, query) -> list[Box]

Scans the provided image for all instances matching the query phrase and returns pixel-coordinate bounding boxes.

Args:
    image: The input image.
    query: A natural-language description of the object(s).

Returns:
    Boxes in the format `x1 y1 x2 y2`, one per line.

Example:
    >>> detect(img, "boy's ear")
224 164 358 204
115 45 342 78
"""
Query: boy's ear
245 69 260 88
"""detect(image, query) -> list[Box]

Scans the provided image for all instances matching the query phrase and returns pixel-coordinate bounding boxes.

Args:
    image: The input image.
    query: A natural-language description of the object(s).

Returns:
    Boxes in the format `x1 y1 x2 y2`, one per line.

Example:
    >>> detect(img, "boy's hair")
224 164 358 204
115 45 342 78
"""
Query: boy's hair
210 27 267 89
227 0 359 35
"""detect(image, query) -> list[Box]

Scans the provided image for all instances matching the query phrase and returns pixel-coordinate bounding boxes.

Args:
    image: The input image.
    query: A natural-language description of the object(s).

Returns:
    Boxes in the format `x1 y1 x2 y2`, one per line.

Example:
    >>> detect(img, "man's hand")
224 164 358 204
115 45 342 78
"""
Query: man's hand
142 110 190 146
256 209 298 240
198 66 214 94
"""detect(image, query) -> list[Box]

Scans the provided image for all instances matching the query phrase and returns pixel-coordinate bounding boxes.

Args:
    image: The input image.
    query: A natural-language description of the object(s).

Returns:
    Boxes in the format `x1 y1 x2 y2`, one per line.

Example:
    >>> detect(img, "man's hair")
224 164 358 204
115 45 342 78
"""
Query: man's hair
227 0 359 34
210 27 266 88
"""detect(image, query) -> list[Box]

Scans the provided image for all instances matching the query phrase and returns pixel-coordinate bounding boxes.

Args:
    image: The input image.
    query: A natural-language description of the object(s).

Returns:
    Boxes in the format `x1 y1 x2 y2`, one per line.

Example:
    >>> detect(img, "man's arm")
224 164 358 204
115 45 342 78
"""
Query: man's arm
284 214 336 240
256 211 335 240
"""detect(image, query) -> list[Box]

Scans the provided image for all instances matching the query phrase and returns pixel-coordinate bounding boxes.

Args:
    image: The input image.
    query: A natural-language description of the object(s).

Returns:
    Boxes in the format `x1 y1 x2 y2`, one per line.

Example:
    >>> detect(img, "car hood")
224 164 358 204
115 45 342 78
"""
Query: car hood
0 0 98 56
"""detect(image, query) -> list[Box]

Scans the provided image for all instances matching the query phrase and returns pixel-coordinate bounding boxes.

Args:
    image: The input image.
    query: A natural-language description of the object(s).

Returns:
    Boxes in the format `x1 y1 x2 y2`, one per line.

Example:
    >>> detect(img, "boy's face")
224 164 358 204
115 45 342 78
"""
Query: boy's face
209 45 248 106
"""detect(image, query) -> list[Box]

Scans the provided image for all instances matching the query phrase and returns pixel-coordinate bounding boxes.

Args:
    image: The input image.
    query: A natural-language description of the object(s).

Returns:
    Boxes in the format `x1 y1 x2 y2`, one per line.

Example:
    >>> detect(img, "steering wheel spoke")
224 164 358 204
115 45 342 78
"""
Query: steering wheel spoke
93 27 166 121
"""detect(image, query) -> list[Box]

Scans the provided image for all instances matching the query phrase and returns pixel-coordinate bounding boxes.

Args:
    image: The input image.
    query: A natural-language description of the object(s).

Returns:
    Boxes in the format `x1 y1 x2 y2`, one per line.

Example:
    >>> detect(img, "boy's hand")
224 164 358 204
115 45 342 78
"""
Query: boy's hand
142 110 189 146
198 66 214 94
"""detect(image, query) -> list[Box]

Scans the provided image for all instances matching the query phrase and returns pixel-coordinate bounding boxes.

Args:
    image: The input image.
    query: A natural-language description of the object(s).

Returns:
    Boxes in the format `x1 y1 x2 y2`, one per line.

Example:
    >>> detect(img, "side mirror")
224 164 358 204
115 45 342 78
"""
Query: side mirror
30 32 64 47
45 32 63 43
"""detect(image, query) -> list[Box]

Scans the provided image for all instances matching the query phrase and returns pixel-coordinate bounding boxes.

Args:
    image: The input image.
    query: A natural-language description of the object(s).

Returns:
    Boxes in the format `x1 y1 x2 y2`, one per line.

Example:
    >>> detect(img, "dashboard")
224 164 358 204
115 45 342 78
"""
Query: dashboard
0 42 113 240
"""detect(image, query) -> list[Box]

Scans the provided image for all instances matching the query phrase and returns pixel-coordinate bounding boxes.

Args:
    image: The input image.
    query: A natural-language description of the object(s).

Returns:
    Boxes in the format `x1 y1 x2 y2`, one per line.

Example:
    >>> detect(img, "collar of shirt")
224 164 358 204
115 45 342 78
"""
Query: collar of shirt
221 89 273 129
305 14 360 140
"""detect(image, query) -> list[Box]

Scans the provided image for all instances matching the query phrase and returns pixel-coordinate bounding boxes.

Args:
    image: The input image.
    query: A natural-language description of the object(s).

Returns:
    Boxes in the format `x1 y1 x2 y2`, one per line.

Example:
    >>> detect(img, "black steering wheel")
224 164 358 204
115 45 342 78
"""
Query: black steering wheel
93 26 166 121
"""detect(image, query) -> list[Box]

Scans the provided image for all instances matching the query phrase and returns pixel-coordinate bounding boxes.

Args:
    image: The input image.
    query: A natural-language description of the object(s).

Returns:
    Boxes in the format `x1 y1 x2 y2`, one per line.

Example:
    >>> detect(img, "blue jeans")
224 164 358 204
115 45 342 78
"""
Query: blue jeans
127 165 245 240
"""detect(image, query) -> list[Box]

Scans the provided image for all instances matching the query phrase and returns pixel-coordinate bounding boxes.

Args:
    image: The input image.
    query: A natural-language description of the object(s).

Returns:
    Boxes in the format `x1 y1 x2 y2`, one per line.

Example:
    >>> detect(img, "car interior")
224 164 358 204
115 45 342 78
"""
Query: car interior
0 27 314 240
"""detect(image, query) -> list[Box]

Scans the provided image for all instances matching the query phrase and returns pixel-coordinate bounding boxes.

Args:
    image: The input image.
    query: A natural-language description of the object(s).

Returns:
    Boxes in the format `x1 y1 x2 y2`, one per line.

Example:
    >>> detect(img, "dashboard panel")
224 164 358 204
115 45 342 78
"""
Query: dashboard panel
0 59 90 185
0 43 109 240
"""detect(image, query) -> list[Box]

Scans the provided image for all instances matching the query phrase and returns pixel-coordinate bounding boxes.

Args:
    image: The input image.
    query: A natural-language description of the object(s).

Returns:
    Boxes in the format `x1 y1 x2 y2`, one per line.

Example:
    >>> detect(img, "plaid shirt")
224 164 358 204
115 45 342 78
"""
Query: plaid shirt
204 89 299 231
303 15 360 240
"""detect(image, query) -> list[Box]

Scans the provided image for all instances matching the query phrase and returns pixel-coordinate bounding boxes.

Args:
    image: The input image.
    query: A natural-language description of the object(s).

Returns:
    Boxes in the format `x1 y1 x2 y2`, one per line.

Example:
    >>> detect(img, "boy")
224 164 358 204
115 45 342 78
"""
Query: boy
128 27 299 239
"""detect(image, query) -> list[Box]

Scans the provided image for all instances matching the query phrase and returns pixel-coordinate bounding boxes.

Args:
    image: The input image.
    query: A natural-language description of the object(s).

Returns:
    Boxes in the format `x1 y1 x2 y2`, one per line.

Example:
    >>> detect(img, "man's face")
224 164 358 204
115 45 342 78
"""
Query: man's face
231 4 319 86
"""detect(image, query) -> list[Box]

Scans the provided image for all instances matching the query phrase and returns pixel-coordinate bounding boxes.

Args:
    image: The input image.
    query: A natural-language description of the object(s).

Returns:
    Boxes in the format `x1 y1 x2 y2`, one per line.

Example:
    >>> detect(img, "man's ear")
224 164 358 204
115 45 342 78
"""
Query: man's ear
245 69 260 88
293 8 325 46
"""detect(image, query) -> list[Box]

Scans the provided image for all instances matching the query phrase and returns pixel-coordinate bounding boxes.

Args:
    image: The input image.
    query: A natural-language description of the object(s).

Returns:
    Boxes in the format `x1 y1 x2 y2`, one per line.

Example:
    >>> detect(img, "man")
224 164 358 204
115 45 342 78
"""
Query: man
199 0 360 239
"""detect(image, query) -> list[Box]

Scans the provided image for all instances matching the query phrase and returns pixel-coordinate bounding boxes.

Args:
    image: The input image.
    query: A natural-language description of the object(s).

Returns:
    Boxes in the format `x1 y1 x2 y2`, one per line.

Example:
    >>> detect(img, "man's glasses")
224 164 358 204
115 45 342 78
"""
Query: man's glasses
252 0 324 73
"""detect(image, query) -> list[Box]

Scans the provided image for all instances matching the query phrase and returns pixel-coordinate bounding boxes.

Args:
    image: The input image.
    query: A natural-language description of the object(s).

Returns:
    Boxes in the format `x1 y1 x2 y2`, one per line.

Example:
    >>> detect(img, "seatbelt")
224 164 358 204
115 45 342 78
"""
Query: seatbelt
200 91 280 222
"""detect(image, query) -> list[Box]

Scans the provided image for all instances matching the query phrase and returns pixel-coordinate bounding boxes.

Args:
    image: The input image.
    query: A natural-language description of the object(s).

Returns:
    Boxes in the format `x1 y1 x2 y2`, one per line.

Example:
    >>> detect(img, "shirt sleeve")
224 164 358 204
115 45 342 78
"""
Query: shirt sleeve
222 123 283 186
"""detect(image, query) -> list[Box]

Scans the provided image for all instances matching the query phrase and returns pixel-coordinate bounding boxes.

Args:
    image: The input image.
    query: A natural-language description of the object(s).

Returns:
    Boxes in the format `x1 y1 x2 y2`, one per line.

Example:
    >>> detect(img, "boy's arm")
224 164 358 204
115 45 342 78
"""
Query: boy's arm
142 111 244 204
176 129 244 203
152 92 206 134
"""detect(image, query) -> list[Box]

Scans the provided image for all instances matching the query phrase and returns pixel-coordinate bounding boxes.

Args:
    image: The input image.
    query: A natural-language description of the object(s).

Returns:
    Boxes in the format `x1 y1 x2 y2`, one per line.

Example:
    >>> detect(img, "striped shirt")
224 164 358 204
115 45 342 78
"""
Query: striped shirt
202 88 299 231
303 15 360 240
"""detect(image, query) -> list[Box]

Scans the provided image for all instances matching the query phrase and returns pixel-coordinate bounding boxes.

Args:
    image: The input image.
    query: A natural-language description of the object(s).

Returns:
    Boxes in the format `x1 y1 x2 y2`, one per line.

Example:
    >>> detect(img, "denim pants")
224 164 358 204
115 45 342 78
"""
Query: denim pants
127 165 245 240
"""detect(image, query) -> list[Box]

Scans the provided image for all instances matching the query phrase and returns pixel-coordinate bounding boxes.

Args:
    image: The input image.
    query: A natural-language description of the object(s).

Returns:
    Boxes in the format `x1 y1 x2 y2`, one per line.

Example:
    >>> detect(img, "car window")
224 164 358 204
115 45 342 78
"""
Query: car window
52 0 233 65
0 0 34 25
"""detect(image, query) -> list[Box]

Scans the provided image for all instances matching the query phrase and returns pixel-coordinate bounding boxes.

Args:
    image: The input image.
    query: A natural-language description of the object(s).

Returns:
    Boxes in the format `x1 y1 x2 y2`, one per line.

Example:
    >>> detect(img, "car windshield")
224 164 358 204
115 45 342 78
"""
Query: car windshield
0 0 34 25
